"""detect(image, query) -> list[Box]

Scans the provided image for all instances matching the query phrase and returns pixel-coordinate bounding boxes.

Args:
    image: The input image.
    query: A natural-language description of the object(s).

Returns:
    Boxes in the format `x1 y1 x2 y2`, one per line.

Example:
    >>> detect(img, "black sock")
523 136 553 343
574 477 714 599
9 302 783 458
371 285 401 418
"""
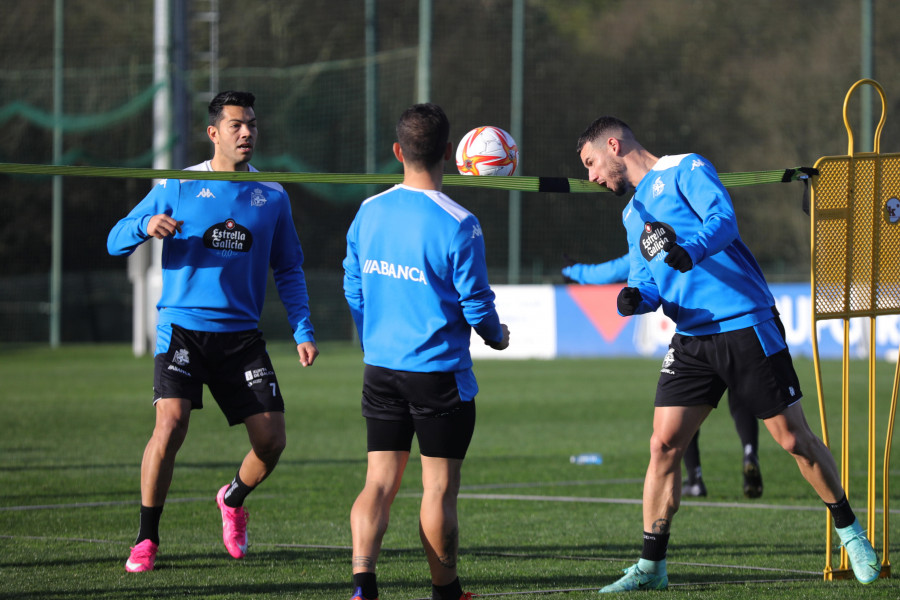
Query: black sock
136 505 163 545
223 471 255 508
683 431 701 481
432 577 463 600
352 572 378 600
824 493 856 529
734 419 758 456
641 531 669 562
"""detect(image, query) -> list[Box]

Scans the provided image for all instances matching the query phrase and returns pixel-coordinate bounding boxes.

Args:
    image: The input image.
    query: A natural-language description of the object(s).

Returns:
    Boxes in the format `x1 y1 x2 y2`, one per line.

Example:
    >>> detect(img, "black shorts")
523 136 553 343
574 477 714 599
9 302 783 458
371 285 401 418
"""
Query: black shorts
153 324 284 426
655 316 802 420
361 364 476 459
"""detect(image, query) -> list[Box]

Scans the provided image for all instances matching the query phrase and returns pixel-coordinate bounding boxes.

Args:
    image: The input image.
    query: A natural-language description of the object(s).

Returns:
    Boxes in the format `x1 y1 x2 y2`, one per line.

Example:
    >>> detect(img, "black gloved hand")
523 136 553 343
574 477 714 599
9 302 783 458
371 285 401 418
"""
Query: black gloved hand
561 253 578 283
663 240 693 272
616 287 642 316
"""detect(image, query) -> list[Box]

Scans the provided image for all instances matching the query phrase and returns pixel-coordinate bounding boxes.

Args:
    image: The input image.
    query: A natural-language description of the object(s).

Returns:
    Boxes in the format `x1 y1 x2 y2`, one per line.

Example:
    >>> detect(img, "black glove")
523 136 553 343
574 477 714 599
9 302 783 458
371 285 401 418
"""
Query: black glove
616 287 642 316
561 253 578 283
663 240 693 272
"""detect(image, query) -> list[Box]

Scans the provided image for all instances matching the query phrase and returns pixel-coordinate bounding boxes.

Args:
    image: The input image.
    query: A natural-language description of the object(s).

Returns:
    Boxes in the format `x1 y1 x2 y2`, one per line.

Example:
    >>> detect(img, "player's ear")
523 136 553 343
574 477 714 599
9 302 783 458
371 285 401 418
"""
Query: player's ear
393 142 404 163
443 141 452 161
207 125 218 144
607 136 619 155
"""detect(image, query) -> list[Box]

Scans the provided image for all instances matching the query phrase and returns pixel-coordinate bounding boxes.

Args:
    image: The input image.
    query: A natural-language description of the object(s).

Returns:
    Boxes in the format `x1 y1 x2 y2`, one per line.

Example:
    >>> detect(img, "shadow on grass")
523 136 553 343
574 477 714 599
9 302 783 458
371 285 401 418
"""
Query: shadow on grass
0 457 367 474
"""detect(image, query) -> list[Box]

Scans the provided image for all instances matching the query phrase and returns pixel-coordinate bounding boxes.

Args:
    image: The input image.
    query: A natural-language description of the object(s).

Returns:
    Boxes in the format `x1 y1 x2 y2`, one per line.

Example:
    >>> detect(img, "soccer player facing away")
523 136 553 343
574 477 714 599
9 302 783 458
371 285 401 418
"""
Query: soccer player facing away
343 103 510 600
576 116 880 592
108 90 318 572
562 253 764 499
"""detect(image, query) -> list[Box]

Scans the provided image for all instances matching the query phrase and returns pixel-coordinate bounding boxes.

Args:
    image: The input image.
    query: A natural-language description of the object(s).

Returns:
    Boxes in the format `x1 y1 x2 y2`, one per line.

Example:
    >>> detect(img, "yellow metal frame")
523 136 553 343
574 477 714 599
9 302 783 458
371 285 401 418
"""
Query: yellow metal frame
810 78 897 580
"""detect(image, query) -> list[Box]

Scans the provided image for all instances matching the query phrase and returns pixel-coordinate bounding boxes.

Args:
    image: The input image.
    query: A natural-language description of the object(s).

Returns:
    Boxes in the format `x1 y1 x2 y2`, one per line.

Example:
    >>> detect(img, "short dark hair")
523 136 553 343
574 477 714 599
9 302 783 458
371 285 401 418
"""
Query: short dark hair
208 90 256 126
396 103 450 168
576 116 632 153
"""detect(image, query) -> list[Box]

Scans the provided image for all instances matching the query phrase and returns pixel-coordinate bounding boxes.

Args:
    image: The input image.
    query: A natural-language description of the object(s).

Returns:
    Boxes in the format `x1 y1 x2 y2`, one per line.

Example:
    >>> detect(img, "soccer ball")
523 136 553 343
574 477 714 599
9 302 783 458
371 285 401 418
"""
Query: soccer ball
456 126 519 176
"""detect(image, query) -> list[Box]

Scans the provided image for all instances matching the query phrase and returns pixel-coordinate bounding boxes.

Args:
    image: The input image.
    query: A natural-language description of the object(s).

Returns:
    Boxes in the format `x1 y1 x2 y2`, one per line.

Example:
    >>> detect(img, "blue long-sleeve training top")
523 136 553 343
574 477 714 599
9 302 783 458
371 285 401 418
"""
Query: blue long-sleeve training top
621 154 775 335
563 254 630 284
107 161 315 349
343 184 503 373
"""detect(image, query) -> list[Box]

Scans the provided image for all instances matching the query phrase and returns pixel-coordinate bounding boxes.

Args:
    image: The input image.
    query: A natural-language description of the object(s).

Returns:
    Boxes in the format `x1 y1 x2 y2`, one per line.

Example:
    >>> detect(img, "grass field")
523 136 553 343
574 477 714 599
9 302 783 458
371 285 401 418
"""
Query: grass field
2 341 899 599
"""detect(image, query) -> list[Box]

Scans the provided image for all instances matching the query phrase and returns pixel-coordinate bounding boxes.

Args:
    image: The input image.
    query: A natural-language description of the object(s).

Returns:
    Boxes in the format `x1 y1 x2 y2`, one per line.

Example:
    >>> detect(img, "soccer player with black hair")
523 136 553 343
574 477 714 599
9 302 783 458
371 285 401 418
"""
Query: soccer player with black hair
576 115 879 591
108 90 318 572
343 103 509 600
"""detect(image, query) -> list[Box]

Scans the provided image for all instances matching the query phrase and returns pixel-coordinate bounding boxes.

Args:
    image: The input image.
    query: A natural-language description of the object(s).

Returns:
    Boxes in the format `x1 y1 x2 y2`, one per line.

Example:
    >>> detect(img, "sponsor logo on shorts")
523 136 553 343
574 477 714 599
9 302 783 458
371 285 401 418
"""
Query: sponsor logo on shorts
167 364 191 376
660 347 676 375
244 367 275 387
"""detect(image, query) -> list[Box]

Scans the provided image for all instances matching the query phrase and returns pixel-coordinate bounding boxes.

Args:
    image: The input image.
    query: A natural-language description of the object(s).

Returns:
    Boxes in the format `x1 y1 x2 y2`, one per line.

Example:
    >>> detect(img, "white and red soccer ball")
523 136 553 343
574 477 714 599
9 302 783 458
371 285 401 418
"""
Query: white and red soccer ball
456 126 519 176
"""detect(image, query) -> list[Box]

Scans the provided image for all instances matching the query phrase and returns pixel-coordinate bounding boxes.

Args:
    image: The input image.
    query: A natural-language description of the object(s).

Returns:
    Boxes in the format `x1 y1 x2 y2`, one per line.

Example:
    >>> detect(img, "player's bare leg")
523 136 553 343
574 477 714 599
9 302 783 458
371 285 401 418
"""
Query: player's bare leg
642 405 711 532
601 405 710 592
127 397 191 572
765 401 880 583
238 411 287 486
419 455 463 586
351 450 409 574
763 402 843 501
141 397 192 507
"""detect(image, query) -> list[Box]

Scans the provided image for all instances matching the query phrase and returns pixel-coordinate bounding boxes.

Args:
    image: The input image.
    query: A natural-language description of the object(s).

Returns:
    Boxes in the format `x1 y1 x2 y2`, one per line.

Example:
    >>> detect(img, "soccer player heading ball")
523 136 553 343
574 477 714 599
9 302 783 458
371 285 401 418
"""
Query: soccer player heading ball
576 116 880 591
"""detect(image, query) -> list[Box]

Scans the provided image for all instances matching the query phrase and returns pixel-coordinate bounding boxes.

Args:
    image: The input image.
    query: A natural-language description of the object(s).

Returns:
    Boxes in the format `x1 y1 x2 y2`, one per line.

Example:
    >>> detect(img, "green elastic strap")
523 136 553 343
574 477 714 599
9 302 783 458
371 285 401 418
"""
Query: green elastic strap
0 162 816 195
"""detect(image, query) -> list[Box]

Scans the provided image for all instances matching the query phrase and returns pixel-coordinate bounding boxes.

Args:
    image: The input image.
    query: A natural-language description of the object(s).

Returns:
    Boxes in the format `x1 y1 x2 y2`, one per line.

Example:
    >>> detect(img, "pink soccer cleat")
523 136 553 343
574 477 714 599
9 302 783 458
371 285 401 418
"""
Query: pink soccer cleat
216 484 249 559
125 539 158 572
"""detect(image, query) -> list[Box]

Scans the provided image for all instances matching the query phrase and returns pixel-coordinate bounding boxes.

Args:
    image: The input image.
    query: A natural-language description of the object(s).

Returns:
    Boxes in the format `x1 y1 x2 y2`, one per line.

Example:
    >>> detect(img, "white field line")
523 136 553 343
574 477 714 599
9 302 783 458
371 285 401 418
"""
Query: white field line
426 491 900 515
0 494 274 512
406 577 822 599
0 533 823 579
5 483 900 516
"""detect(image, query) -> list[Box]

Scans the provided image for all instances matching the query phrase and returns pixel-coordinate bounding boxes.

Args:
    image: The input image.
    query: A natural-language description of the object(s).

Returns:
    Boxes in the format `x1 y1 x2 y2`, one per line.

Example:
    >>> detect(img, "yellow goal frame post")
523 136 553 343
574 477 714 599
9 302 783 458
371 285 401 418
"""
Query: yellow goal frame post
810 78 898 581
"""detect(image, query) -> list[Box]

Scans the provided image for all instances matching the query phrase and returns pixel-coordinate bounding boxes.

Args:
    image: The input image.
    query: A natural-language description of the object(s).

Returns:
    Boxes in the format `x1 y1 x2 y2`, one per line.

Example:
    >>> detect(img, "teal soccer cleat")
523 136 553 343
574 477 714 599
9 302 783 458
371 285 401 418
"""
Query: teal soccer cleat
837 520 881 584
599 561 668 593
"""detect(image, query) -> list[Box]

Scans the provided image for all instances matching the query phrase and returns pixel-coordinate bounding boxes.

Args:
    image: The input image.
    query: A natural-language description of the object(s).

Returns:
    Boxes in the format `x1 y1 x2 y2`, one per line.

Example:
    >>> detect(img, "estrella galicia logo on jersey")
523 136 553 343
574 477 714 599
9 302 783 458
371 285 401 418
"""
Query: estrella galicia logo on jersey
250 188 267 207
203 219 254 252
639 221 675 262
